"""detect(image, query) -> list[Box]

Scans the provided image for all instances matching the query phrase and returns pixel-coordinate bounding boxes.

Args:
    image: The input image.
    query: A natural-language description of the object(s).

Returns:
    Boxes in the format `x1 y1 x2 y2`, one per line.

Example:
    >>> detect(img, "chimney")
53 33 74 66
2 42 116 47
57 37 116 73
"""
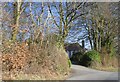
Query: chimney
82 40 85 49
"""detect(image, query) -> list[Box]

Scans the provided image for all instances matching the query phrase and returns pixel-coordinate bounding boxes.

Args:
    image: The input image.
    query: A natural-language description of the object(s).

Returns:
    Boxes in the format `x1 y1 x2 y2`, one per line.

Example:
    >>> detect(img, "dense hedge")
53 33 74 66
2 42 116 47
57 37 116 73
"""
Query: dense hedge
80 50 101 67
70 52 84 64
70 50 101 67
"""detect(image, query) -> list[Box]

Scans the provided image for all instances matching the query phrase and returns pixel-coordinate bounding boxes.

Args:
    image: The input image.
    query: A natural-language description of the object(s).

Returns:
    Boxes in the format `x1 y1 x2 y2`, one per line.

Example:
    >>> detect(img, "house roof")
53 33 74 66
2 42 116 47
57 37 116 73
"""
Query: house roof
65 43 84 51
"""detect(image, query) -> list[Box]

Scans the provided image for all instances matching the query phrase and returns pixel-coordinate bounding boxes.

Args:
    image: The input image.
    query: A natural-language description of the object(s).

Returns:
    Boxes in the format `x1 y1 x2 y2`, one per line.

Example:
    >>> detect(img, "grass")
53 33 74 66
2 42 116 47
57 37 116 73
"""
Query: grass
15 74 63 80
91 66 118 72
2 71 69 80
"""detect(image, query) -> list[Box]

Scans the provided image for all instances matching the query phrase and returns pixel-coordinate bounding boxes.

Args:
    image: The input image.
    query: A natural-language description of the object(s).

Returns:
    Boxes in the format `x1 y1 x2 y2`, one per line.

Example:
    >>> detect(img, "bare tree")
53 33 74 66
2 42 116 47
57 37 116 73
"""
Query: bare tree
48 2 88 44
80 3 118 53
10 0 28 42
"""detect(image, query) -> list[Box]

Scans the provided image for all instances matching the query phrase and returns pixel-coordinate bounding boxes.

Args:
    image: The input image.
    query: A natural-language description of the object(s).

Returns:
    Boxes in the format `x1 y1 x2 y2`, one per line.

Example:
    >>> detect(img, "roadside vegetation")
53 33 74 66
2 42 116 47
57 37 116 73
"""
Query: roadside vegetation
2 34 70 80
1 2 71 80
68 3 118 72
1 1 118 80
71 50 118 72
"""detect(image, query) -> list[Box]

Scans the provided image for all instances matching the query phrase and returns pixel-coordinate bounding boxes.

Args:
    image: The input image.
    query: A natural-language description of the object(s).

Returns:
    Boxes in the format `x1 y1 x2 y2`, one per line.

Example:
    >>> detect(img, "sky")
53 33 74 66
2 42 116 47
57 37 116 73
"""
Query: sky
3 2 92 50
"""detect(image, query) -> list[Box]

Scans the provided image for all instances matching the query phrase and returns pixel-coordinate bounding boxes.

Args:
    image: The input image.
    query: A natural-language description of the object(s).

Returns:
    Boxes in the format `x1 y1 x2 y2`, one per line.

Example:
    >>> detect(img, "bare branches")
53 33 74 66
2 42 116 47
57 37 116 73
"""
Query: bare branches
48 3 59 28
66 2 83 18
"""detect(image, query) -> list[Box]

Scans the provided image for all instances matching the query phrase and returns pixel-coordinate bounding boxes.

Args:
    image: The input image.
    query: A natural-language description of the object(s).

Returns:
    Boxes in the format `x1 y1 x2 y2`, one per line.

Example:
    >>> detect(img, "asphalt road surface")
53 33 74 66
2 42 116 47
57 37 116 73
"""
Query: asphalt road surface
67 65 119 80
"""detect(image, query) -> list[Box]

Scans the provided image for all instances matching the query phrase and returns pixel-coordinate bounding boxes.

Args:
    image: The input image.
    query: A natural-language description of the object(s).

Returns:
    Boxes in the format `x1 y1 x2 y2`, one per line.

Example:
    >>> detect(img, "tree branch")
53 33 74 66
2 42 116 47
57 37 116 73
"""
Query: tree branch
48 3 59 28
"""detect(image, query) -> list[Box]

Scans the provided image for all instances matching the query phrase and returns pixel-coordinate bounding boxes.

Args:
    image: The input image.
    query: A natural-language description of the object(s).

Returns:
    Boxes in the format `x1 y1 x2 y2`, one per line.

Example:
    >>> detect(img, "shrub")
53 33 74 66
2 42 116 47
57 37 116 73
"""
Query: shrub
80 50 101 67
110 47 116 57
70 52 84 64
26 37 70 79
2 43 31 80
2 34 70 80
100 47 118 67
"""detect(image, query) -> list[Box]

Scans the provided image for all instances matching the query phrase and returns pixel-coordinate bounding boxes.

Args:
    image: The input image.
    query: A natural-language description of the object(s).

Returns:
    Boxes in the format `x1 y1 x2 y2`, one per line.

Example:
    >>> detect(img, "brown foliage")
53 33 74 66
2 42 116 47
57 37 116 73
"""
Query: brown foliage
2 41 70 80
100 47 118 67
2 42 30 80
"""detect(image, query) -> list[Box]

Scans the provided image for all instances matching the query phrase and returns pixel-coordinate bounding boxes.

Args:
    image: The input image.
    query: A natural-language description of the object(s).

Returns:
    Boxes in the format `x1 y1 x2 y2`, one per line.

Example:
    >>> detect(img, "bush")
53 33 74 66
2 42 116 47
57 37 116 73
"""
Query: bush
2 43 31 80
70 52 84 64
80 50 101 67
100 47 118 67
2 38 70 80
110 47 116 57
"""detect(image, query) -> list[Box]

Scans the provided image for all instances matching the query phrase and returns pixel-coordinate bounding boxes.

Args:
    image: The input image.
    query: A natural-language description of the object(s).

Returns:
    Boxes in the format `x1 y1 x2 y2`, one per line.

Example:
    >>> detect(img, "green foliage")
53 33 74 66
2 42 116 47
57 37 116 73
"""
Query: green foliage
110 47 116 57
85 50 101 62
80 50 101 67
68 59 72 68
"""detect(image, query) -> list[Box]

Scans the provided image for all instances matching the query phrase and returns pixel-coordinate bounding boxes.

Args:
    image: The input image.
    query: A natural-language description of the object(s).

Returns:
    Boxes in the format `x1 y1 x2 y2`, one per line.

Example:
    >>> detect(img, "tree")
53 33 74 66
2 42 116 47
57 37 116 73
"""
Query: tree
81 2 118 54
10 0 28 42
47 2 88 45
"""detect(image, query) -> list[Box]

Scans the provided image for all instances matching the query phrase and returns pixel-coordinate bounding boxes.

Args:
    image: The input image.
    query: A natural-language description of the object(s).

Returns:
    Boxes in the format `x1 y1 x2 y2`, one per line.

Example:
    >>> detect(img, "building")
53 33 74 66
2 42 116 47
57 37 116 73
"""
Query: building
64 40 87 58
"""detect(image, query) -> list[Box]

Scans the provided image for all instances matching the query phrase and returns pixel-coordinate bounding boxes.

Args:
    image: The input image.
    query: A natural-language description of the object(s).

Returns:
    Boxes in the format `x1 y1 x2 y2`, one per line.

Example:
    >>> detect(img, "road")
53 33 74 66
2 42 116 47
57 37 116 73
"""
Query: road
67 65 119 80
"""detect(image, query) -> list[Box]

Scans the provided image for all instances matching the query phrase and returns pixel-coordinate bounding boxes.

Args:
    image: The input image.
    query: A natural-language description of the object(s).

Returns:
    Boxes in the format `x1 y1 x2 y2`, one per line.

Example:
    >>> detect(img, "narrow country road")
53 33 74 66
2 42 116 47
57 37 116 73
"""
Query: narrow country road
67 65 119 80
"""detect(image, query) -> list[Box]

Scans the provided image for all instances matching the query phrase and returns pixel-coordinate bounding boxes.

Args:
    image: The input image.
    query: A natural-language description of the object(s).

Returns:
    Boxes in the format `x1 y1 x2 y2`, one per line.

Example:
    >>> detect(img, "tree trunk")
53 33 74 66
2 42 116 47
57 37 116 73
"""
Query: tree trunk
12 0 22 42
